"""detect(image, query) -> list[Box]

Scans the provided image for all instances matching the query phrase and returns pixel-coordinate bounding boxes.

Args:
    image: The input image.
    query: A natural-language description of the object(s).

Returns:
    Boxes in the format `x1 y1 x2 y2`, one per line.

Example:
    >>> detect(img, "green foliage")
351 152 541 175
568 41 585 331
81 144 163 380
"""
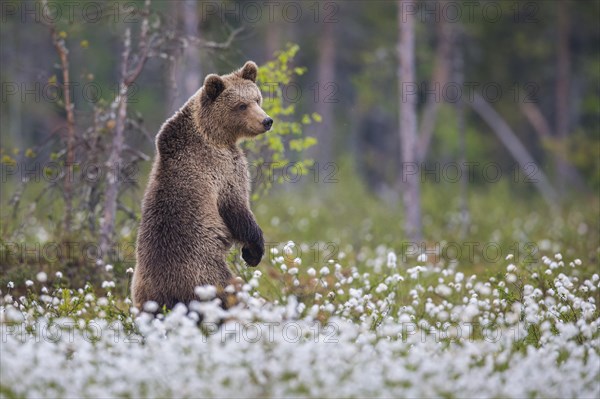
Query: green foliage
244 44 319 201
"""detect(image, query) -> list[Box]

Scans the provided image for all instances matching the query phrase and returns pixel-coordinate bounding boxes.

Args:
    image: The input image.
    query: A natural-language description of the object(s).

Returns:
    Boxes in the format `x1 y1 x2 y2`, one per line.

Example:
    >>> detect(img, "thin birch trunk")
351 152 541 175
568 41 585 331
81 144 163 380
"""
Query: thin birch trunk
397 1 422 241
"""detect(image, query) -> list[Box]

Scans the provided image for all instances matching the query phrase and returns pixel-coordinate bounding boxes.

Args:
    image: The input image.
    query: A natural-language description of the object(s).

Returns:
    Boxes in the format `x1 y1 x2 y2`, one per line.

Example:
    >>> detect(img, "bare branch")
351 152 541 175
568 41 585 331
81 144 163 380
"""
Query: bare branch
125 34 154 85
520 102 588 190
193 26 245 50
123 144 151 162
469 93 559 209
520 102 552 139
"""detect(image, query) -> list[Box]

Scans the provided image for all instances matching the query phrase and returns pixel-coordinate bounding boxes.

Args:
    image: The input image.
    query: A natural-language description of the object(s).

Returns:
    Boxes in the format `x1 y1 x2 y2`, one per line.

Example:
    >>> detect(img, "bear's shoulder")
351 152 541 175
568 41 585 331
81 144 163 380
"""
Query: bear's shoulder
156 105 196 157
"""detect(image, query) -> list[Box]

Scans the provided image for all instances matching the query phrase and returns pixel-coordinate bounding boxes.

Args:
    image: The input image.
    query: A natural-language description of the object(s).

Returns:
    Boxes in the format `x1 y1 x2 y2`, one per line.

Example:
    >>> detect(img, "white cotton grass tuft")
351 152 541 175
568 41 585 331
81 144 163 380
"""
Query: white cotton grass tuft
283 241 295 256
142 301 159 313
194 285 217 300
1 243 598 398
387 252 397 268
375 283 388 293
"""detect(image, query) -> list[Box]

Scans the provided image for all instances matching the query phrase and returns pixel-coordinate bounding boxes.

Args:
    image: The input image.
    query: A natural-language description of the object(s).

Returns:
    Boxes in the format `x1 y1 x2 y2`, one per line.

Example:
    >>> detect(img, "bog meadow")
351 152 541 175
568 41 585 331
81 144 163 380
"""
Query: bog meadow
1 1 599 398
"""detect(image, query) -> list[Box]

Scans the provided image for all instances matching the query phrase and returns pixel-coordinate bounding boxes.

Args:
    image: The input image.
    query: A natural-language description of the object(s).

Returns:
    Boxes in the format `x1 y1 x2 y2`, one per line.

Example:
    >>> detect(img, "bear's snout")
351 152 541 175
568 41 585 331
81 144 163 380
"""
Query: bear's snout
262 117 273 131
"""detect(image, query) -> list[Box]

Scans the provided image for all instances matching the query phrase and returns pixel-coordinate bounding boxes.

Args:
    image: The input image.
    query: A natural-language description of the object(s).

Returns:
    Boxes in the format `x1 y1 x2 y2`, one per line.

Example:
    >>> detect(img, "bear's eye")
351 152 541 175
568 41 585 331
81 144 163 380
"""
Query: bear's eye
239 104 247 111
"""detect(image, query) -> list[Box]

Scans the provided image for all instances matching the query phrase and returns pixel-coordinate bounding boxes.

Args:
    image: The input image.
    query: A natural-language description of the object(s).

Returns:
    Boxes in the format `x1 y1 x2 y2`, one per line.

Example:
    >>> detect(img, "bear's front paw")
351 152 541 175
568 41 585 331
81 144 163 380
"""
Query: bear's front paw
242 243 264 267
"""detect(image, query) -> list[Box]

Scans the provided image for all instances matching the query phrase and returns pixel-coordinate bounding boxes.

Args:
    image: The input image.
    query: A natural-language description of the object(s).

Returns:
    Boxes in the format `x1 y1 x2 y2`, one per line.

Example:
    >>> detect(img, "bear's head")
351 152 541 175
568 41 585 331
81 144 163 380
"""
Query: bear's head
199 61 273 145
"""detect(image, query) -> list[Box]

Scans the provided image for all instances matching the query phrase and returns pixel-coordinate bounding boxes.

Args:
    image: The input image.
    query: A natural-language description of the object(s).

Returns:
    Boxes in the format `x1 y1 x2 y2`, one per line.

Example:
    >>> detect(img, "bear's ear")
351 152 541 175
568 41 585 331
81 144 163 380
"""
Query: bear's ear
237 61 258 83
203 74 225 101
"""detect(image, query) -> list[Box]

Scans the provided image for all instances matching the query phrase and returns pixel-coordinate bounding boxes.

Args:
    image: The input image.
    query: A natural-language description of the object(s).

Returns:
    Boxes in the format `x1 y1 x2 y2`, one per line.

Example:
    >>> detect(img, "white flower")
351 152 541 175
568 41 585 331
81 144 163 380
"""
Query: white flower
387 252 397 268
288 267 299 275
375 283 388 293
320 266 330 276
143 301 158 312
25 280 34 287
307 268 316 277
506 274 517 283
574 259 582 266
506 264 516 273
505 254 514 260
7 281 14 289
36 272 47 283
101 281 115 288
283 241 295 256
126 268 134 274
435 284 452 296
195 285 217 300
105 264 113 272
55 271 63 279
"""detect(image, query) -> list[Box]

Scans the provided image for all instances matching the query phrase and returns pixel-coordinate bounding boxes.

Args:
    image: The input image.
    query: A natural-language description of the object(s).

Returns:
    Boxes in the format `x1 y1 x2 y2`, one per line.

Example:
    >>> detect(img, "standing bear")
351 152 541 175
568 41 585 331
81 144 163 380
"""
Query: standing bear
132 61 272 310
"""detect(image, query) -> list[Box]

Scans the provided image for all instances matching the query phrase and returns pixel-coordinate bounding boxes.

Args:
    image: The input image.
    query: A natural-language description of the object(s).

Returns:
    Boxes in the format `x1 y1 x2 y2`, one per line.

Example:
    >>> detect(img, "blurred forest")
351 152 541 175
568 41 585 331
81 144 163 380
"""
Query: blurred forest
1 0 599 286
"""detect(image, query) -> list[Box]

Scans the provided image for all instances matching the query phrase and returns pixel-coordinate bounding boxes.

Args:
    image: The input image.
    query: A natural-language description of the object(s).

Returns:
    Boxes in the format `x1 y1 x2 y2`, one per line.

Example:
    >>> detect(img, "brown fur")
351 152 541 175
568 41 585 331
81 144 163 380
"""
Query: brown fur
132 61 271 310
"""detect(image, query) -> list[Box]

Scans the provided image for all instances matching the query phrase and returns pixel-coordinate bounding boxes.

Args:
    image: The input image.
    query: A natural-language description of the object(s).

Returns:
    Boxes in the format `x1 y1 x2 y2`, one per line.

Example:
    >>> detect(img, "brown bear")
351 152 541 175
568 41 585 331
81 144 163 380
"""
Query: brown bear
131 61 272 310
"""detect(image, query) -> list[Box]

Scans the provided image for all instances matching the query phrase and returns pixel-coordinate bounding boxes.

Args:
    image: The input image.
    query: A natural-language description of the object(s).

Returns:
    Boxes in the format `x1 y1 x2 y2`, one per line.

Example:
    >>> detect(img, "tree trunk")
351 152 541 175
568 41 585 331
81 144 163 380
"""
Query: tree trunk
100 28 132 259
265 18 281 59
555 0 571 193
166 5 181 116
44 0 76 236
397 1 422 241
165 0 203 115
176 0 201 110
454 31 469 239
99 0 151 259
315 21 336 164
